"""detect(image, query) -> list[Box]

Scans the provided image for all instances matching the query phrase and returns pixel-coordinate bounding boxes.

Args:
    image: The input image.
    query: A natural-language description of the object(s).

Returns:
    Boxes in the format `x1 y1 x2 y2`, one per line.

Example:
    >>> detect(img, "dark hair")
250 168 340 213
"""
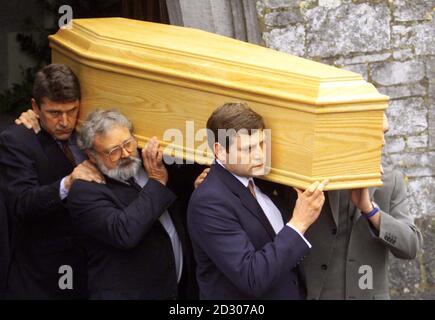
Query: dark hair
206 102 265 152
32 64 81 107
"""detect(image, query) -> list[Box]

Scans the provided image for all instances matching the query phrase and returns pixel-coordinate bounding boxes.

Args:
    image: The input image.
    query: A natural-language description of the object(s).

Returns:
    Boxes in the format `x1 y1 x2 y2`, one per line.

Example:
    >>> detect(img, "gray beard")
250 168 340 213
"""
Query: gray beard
97 154 142 181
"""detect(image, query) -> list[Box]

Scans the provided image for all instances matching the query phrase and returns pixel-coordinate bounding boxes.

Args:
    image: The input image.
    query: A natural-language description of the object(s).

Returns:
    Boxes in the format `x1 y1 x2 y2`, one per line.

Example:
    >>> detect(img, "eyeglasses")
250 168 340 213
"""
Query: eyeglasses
103 137 137 162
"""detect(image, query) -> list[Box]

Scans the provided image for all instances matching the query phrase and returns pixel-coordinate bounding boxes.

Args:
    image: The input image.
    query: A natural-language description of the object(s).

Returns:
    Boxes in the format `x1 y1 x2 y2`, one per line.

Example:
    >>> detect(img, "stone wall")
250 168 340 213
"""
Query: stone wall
256 0 434 299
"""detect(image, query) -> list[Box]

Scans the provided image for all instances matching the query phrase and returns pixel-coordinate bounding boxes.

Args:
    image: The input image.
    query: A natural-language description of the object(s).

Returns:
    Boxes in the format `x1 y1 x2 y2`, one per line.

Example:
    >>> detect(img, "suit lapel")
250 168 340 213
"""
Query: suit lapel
327 190 340 227
240 190 276 240
329 189 368 229
212 164 276 240
105 175 186 245
104 176 139 207
256 181 308 293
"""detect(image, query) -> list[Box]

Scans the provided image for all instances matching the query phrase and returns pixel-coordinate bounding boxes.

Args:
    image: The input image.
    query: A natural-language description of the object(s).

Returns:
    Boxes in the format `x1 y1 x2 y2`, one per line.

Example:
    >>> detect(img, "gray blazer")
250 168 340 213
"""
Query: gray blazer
302 170 423 300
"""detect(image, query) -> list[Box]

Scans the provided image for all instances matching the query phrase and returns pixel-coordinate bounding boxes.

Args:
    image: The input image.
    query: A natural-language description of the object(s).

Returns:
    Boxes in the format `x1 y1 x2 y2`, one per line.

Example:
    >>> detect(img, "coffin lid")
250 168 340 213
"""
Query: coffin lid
49 18 388 108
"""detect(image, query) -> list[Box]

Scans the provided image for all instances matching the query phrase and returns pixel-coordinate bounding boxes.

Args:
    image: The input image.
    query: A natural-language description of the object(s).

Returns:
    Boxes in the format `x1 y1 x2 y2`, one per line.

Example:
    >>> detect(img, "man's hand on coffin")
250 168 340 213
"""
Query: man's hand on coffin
64 160 105 191
350 188 381 230
142 136 168 186
15 109 41 133
289 179 329 235
194 168 210 189
350 188 373 214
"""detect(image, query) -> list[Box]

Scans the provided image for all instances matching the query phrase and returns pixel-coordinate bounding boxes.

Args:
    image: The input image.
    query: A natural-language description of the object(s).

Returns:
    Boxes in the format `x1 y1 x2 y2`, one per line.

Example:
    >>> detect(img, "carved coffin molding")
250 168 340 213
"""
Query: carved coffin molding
49 18 388 190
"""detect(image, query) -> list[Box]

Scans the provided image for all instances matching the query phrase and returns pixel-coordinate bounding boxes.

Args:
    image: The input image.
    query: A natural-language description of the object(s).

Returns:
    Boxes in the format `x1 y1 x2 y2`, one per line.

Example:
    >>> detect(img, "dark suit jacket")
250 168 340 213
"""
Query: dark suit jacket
0 125 87 299
67 167 199 300
0 190 9 299
187 163 310 299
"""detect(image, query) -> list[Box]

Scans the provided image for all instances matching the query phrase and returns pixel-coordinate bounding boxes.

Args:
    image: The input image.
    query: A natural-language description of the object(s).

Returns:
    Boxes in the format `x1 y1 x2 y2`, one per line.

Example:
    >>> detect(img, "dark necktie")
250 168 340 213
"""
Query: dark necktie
60 140 76 166
247 180 257 199
127 177 142 191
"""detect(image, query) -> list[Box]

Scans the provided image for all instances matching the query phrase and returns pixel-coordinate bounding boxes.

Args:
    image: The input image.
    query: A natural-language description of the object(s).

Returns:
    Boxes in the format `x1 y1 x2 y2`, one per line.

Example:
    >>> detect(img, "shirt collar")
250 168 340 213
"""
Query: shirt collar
215 159 253 188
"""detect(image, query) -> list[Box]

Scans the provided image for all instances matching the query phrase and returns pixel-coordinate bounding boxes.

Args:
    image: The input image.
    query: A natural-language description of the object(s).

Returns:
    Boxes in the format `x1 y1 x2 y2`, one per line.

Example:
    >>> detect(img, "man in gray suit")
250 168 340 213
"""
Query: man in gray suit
303 114 423 299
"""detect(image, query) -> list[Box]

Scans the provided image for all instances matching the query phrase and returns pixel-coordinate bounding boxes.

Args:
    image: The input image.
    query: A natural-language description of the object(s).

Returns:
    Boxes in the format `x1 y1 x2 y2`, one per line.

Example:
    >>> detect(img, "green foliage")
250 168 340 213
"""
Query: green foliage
0 0 122 115
0 0 59 115
0 68 35 115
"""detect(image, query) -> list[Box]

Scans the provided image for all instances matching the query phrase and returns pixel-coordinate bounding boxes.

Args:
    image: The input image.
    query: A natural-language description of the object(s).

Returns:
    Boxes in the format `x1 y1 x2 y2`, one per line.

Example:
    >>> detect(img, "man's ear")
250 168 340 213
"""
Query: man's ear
31 98 40 115
213 142 225 162
86 150 97 164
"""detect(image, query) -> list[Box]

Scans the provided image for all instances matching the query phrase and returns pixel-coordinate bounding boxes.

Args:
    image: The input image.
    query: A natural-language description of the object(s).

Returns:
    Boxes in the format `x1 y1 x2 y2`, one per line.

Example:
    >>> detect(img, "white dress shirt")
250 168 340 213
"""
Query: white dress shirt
216 160 311 248
134 167 184 283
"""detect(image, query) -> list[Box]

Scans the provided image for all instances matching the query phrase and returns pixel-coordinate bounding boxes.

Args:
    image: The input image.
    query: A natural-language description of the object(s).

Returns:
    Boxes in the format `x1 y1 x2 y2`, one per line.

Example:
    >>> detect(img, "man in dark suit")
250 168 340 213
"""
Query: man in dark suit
187 102 328 299
0 64 103 299
0 190 9 299
67 109 198 299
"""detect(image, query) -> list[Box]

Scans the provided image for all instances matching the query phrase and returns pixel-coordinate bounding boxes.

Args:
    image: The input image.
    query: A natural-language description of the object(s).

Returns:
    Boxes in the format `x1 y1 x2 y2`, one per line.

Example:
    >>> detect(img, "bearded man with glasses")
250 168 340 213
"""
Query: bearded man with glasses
66 109 199 300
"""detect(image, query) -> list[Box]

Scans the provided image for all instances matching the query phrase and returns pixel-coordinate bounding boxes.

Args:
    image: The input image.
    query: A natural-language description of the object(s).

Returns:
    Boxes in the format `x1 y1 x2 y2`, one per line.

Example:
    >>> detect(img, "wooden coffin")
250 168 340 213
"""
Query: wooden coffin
48 18 388 190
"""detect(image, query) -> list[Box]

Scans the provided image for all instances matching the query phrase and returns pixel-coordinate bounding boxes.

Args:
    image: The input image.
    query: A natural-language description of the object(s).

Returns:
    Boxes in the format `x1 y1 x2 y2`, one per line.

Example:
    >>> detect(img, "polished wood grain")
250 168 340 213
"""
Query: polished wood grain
49 18 388 190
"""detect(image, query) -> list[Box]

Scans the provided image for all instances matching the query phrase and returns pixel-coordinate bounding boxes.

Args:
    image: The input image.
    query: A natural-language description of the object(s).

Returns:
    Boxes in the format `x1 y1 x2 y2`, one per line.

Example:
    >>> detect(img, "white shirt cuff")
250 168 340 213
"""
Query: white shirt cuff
59 177 69 200
286 222 312 249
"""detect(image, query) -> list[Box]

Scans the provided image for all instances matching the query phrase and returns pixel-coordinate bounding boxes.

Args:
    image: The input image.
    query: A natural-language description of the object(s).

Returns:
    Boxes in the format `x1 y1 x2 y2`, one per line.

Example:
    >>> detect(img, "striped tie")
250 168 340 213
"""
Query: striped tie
247 179 257 199
60 140 76 166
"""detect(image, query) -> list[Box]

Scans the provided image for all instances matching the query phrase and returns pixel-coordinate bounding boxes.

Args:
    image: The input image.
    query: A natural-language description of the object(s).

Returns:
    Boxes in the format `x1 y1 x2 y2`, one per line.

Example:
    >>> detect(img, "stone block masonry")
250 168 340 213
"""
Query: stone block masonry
257 0 435 299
